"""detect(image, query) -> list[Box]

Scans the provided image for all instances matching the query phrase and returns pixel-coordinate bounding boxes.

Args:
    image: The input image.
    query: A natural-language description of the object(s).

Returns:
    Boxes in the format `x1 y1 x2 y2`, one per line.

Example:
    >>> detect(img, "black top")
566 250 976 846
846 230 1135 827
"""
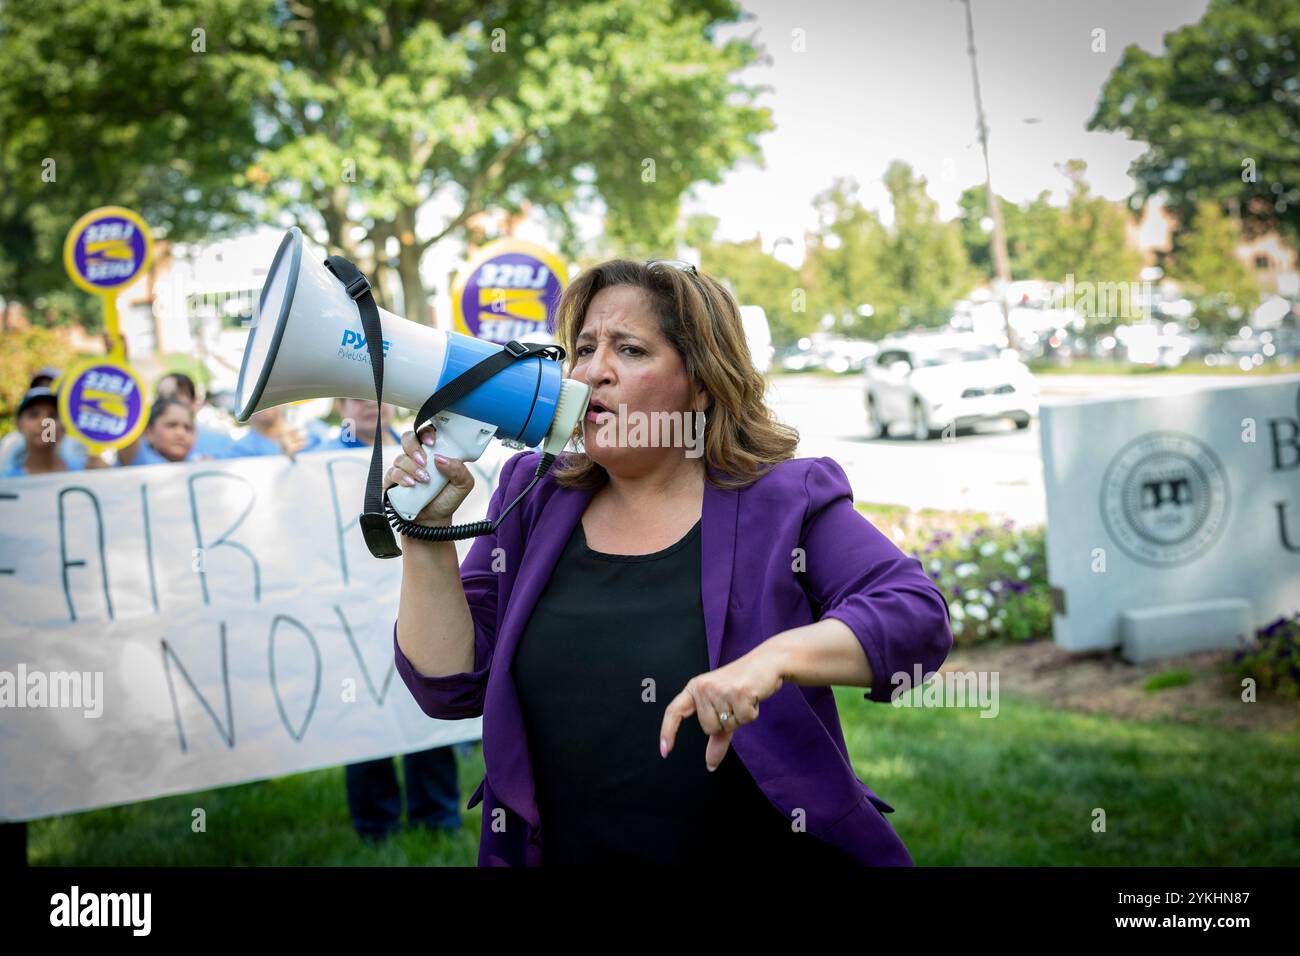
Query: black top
511 513 860 866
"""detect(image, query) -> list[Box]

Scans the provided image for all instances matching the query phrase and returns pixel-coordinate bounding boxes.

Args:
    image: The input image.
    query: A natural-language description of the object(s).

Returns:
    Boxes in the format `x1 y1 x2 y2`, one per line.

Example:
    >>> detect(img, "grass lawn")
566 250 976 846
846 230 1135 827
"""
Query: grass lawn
28 688 1299 866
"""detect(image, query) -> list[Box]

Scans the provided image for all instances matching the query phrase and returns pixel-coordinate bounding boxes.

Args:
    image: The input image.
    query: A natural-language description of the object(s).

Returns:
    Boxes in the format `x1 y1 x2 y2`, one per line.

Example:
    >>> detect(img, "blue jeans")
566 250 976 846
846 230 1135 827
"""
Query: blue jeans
344 744 462 838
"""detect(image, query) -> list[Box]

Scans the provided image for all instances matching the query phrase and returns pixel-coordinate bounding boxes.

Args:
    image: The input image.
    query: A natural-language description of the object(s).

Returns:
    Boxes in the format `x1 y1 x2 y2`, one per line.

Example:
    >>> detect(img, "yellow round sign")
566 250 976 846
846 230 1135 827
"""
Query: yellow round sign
63 206 154 296
57 357 150 454
451 239 568 343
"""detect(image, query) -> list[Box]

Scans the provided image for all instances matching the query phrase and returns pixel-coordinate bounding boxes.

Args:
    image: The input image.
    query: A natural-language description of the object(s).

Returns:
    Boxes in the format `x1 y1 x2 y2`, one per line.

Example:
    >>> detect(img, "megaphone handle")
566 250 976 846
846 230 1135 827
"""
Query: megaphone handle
386 413 499 522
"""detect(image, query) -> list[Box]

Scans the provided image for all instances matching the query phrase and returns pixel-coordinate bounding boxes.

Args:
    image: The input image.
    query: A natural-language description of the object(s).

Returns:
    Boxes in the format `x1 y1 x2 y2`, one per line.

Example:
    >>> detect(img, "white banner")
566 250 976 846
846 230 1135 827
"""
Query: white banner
0 444 515 821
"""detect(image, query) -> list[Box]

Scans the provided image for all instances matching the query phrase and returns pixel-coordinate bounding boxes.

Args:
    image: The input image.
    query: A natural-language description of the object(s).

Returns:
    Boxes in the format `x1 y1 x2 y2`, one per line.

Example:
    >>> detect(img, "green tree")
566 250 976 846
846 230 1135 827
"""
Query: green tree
1037 160 1143 288
803 167 973 339
958 184 1064 281
688 217 807 348
1089 0 1300 247
1170 199 1260 342
0 0 770 330
874 161 973 331
802 178 893 338
958 163 1140 293
248 0 771 321
0 0 283 328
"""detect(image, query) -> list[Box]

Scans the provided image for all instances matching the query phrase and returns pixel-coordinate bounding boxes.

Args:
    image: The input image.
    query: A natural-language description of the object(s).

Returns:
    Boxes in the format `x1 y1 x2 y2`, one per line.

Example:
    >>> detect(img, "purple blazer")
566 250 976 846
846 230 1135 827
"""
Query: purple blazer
394 451 954 866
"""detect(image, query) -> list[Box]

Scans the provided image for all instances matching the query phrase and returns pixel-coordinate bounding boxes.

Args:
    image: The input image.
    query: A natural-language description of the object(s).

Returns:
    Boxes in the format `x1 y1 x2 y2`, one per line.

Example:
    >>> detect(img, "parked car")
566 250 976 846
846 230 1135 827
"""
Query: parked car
1116 321 1193 368
778 339 822 371
776 333 876 373
1203 334 1274 370
862 332 1039 439
819 336 878 373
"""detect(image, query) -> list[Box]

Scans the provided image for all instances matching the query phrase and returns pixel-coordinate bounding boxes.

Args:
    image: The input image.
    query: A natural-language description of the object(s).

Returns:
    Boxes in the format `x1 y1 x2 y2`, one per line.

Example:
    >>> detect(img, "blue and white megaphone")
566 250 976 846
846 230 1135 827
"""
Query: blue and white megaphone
235 226 590 535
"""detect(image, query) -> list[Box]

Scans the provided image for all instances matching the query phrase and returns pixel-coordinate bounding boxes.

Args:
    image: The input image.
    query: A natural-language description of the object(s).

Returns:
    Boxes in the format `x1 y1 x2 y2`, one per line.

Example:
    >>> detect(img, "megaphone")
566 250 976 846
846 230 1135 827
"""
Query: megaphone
236 226 590 529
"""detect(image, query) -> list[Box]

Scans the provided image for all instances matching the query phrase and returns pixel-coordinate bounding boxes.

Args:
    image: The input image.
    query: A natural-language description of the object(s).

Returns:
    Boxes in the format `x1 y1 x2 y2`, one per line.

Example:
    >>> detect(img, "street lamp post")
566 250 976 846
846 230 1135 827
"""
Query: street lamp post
960 0 1016 353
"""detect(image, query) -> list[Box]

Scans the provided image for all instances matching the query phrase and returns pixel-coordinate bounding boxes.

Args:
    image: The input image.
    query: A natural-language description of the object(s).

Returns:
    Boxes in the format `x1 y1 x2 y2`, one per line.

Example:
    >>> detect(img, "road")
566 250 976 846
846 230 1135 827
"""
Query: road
764 372 1282 527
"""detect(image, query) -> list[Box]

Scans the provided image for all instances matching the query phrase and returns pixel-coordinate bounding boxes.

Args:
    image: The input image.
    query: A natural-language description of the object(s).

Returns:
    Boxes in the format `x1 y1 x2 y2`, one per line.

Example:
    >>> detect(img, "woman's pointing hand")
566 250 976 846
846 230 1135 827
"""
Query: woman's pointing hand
658 642 787 772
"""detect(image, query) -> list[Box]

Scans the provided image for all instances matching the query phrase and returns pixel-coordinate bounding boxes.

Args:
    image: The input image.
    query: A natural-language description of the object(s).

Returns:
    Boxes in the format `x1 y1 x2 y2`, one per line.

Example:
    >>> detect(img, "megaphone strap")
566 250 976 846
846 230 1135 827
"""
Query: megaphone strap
411 340 564 441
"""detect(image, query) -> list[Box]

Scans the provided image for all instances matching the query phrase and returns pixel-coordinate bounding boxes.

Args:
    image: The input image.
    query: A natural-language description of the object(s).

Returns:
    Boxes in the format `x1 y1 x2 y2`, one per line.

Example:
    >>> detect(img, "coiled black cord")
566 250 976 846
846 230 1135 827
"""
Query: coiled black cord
384 451 558 542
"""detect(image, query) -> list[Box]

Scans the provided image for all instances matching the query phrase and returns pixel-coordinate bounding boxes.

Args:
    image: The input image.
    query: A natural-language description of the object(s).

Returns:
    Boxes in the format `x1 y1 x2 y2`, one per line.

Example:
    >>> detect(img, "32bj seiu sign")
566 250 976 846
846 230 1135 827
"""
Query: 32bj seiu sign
0 445 513 821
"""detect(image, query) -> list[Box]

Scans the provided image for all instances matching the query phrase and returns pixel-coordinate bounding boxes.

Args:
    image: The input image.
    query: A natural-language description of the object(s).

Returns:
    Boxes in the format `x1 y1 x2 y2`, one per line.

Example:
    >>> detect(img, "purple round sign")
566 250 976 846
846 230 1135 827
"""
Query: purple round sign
455 244 566 343
63 363 146 447
71 216 149 290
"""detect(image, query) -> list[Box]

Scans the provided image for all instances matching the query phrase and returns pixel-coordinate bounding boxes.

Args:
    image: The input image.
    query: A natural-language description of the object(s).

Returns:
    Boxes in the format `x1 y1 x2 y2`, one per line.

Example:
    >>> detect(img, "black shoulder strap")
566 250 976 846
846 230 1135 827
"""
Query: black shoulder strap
323 255 402 559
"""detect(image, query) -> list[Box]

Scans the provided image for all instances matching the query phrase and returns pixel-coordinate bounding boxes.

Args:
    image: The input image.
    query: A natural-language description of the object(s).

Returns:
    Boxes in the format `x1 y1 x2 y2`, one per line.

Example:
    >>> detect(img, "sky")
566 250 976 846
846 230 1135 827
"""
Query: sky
684 0 1213 264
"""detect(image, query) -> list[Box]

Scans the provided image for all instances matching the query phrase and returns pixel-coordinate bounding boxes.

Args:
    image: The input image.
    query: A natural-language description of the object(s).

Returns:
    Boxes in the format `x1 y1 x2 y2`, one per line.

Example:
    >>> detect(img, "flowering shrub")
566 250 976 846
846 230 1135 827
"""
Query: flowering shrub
1229 613 1300 699
859 506 1052 646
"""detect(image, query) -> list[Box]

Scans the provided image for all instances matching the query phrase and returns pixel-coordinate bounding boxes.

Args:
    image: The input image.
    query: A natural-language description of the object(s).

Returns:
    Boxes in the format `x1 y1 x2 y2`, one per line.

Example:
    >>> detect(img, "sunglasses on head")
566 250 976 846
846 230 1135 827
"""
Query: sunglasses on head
645 258 699 276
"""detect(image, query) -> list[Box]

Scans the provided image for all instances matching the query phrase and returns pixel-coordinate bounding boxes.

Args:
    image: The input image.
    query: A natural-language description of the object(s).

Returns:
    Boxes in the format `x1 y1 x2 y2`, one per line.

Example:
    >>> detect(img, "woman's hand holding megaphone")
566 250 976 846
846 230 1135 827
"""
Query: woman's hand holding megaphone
385 425 476 527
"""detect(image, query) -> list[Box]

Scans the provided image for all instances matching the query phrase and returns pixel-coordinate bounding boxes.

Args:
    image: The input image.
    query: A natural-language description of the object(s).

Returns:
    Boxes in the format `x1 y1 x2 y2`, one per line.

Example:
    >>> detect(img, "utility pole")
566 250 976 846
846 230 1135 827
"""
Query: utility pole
961 0 1016 352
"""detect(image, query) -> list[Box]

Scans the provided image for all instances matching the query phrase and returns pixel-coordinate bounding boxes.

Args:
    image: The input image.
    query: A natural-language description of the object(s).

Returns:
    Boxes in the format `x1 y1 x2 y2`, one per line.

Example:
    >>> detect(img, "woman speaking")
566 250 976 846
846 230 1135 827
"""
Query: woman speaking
387 259 954 866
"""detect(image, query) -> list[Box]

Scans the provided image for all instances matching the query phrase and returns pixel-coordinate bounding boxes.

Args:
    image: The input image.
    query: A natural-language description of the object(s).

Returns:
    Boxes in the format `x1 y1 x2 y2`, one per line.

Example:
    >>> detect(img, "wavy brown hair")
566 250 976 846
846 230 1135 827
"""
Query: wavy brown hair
548 259 799 491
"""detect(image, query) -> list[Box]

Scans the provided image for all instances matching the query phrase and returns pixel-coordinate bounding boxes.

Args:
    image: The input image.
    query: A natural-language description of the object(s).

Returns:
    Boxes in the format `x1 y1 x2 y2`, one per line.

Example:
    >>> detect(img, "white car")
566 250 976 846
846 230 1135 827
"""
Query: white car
862 334 1039 439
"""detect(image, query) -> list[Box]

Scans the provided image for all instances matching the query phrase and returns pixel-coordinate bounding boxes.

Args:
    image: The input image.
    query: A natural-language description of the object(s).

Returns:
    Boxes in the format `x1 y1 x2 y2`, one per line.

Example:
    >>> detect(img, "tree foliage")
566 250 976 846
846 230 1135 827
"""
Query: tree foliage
0 0 283 326
958 161 1141 286
1170 199 1260 340
1089 0 1300 247
803 166 971 339
0 0 771 328
688 216 808 348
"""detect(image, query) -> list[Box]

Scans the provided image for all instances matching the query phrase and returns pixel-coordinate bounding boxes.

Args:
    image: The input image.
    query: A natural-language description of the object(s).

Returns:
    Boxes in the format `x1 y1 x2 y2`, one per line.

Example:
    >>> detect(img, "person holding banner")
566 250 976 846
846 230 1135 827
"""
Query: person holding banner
0 368 92 473
2 387 89 477
309 398 401 452
117 396 210 466
117 372 234 465
227 405 318 459
385 258 954 866
159 372 237 459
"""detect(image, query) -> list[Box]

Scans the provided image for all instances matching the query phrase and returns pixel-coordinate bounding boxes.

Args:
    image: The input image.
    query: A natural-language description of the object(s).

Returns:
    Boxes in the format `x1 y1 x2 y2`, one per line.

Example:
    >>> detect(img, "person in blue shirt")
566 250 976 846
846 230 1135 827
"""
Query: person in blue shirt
0 368 91 473
1 388 92 477
118 397 204 466
117 372 234 465
227 405 320 459
308 397 402 452
155 372 235 459
308 397 463 840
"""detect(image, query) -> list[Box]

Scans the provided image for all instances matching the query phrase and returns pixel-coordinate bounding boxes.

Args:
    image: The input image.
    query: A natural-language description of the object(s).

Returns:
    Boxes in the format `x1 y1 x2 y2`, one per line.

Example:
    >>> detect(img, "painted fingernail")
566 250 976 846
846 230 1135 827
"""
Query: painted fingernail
434 454 449 465
401 475 415 486
414 450 426 466
416 469 430 482
660 738 667 758
422 434 436 446
707 763 717 773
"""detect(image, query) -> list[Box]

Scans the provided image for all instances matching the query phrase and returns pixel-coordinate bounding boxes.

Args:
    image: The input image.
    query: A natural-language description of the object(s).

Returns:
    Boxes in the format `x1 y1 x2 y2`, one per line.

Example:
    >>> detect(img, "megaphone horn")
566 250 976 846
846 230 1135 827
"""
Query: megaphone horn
237 226 590 536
